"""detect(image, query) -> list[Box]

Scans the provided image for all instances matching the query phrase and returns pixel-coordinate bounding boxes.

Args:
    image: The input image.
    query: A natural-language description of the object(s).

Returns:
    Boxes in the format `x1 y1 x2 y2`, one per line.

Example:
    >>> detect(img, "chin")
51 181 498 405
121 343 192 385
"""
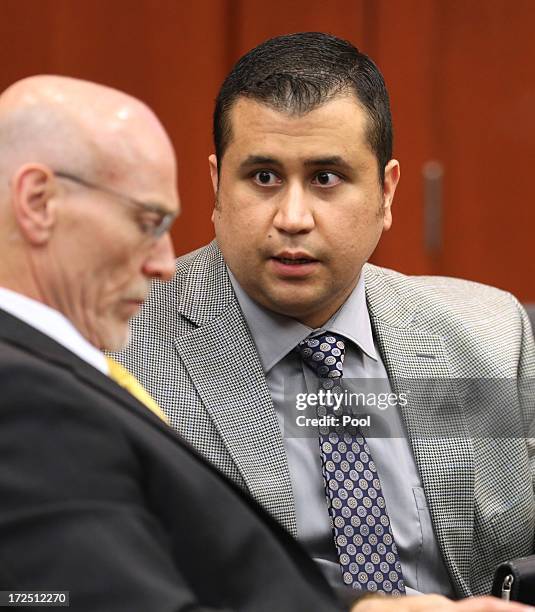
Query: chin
266 299 311 320
100 325 131 352
265 290 321 316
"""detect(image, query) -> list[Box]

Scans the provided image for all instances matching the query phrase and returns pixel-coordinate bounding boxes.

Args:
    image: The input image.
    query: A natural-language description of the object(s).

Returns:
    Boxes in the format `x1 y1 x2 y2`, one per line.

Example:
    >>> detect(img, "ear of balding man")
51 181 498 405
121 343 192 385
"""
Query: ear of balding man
11 164 58 246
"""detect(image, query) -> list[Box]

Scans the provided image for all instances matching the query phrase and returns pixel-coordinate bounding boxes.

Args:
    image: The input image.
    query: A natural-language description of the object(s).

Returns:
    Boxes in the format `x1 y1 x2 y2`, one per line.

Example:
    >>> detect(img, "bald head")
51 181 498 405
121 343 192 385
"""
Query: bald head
0 75 179 350
0 75 176 189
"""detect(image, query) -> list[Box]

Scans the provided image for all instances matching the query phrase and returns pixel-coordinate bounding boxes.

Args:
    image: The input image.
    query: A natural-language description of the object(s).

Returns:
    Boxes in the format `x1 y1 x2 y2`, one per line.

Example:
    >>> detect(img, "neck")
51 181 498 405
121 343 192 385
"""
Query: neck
0 277 42 303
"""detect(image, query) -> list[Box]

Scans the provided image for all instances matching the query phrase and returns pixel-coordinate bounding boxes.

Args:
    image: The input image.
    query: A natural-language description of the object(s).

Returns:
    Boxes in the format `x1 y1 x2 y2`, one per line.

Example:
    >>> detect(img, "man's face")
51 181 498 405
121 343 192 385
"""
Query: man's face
210 95 399 328
53 159 179 351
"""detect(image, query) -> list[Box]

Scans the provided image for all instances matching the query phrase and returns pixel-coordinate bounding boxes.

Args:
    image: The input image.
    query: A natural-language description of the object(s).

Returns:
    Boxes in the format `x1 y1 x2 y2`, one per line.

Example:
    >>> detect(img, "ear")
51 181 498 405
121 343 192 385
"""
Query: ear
11 164 58 245
208 154 220 222
208 154 219 196
382 159 400 232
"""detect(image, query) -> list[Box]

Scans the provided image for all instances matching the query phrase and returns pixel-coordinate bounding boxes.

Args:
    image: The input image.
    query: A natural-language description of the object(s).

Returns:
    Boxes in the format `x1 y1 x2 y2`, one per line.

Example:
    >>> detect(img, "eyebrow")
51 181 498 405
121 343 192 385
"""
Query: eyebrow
303 156 353 172
239 155 282 169
137 200 169 214
239 154 353 172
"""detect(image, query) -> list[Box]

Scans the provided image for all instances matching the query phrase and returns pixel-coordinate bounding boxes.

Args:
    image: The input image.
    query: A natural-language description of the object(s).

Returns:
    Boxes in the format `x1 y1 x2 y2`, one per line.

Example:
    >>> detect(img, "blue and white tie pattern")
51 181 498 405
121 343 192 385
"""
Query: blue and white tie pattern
297 333 405 595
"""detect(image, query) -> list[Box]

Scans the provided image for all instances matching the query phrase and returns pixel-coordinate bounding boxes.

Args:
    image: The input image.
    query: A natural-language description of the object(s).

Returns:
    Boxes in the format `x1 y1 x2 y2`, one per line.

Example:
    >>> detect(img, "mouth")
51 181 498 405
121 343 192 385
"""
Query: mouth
121 298 146 314
269 252 320 277
274 257 316 265
271 251 319 264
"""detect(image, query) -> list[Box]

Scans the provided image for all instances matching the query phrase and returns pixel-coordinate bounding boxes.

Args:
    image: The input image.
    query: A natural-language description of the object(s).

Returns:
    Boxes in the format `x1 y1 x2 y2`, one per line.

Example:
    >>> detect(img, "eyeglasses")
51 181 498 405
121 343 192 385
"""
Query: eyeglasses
54 171 177 239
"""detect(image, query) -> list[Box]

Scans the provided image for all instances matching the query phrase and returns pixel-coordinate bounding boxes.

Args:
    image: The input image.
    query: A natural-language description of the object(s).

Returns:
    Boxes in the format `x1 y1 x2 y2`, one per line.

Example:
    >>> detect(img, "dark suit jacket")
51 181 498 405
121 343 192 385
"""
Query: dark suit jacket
0 308 346 611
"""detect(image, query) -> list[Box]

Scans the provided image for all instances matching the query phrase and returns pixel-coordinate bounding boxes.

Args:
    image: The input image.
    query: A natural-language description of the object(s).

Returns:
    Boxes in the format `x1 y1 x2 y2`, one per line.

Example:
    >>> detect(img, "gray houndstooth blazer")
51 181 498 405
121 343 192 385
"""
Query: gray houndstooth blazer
114 240 535 599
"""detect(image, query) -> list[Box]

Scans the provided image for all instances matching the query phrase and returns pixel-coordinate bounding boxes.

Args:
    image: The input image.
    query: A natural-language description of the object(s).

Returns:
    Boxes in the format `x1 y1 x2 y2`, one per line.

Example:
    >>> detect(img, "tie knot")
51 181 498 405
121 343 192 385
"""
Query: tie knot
297 333 345 381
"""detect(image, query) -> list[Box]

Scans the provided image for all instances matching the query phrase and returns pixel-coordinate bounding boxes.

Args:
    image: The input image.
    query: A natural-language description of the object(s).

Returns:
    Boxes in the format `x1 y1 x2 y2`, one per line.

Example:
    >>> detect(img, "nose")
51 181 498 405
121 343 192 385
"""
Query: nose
272 183 315 234
142 232 176 281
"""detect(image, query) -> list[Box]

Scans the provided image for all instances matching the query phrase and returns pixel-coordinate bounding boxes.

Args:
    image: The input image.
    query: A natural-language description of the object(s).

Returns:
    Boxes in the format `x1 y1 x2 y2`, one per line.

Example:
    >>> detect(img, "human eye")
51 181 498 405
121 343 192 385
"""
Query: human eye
138 212 164 234
311 171 343 188
252 170 282 187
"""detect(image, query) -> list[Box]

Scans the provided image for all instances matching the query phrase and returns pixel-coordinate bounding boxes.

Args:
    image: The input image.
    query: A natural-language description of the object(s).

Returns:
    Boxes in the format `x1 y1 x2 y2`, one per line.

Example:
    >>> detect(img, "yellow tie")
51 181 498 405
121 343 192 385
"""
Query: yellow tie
105 357 169 425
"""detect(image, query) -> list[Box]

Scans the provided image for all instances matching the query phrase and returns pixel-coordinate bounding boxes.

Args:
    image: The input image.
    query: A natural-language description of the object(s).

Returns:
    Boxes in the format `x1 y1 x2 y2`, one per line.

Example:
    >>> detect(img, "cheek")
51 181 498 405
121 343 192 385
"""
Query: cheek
321 205 383 258
96 253 142 300
216 196 267 246
345 194 384 231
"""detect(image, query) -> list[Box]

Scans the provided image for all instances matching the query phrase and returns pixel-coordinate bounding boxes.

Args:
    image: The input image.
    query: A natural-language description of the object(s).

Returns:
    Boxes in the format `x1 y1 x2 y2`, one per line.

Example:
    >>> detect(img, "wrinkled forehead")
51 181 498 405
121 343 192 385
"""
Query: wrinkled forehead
97 127 179 214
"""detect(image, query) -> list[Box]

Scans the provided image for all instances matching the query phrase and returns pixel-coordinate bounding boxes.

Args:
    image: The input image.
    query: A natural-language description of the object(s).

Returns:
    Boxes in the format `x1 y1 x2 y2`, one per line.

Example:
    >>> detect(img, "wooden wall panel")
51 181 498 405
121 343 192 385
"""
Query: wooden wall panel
0 1 55 80
368 0 440 275
138 1 231 255
369 0 535 300
230 0 368 56
437 0 535 299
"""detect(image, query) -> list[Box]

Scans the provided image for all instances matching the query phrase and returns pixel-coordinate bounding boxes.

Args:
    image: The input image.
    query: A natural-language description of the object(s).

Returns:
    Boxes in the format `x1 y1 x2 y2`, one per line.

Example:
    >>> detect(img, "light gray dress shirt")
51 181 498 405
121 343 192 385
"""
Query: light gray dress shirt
229 271 454 597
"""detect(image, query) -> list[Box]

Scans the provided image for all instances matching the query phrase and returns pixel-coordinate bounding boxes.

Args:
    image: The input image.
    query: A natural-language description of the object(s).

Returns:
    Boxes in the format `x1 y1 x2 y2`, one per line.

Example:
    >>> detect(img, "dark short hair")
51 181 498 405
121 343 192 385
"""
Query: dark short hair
213 32 393 183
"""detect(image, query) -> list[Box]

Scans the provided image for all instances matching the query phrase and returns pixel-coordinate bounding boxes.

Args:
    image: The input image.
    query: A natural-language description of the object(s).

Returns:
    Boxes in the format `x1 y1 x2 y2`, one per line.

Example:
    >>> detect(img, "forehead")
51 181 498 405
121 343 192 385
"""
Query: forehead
225 95 372 161
104 144 180 215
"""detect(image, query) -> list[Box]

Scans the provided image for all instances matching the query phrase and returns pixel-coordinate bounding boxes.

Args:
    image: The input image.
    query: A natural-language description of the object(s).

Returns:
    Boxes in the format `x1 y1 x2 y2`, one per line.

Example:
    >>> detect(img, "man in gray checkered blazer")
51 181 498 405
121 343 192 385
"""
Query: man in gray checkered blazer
114 33 535 610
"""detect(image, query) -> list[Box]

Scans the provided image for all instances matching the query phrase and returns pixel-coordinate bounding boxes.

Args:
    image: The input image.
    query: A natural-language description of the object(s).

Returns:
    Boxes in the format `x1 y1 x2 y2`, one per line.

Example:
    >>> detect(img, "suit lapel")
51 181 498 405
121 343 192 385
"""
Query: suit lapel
365 266 474 597
0 308 173 436
173 243 297 535
71 355 175 434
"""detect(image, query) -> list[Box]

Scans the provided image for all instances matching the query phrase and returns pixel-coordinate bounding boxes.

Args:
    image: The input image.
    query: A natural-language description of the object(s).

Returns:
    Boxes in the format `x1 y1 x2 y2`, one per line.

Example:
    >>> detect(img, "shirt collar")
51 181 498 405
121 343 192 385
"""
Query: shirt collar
228 270 378 373
0 287 108 374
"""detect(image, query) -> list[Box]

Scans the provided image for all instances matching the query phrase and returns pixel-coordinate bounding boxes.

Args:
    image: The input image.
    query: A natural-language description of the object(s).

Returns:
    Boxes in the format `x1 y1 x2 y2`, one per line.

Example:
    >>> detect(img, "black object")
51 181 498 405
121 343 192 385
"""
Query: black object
492 556 535 604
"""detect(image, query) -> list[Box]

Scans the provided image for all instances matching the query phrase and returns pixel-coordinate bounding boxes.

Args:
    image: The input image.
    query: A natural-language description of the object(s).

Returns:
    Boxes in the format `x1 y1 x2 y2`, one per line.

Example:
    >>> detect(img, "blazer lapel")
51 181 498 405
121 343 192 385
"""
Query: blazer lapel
71 355 175 433
173 243 297 535
365 265 474 597
0 308 173 436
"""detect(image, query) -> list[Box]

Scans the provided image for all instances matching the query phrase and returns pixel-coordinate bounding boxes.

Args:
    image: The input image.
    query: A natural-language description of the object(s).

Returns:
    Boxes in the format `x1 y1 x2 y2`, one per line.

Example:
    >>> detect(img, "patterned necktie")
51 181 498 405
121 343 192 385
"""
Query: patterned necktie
297 333 405 595
105 356 170 425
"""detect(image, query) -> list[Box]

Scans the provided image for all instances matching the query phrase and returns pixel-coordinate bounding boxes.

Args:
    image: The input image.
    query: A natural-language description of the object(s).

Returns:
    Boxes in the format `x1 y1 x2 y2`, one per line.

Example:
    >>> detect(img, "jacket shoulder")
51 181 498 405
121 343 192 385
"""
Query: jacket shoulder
364 264 534 376
364 263 524 314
